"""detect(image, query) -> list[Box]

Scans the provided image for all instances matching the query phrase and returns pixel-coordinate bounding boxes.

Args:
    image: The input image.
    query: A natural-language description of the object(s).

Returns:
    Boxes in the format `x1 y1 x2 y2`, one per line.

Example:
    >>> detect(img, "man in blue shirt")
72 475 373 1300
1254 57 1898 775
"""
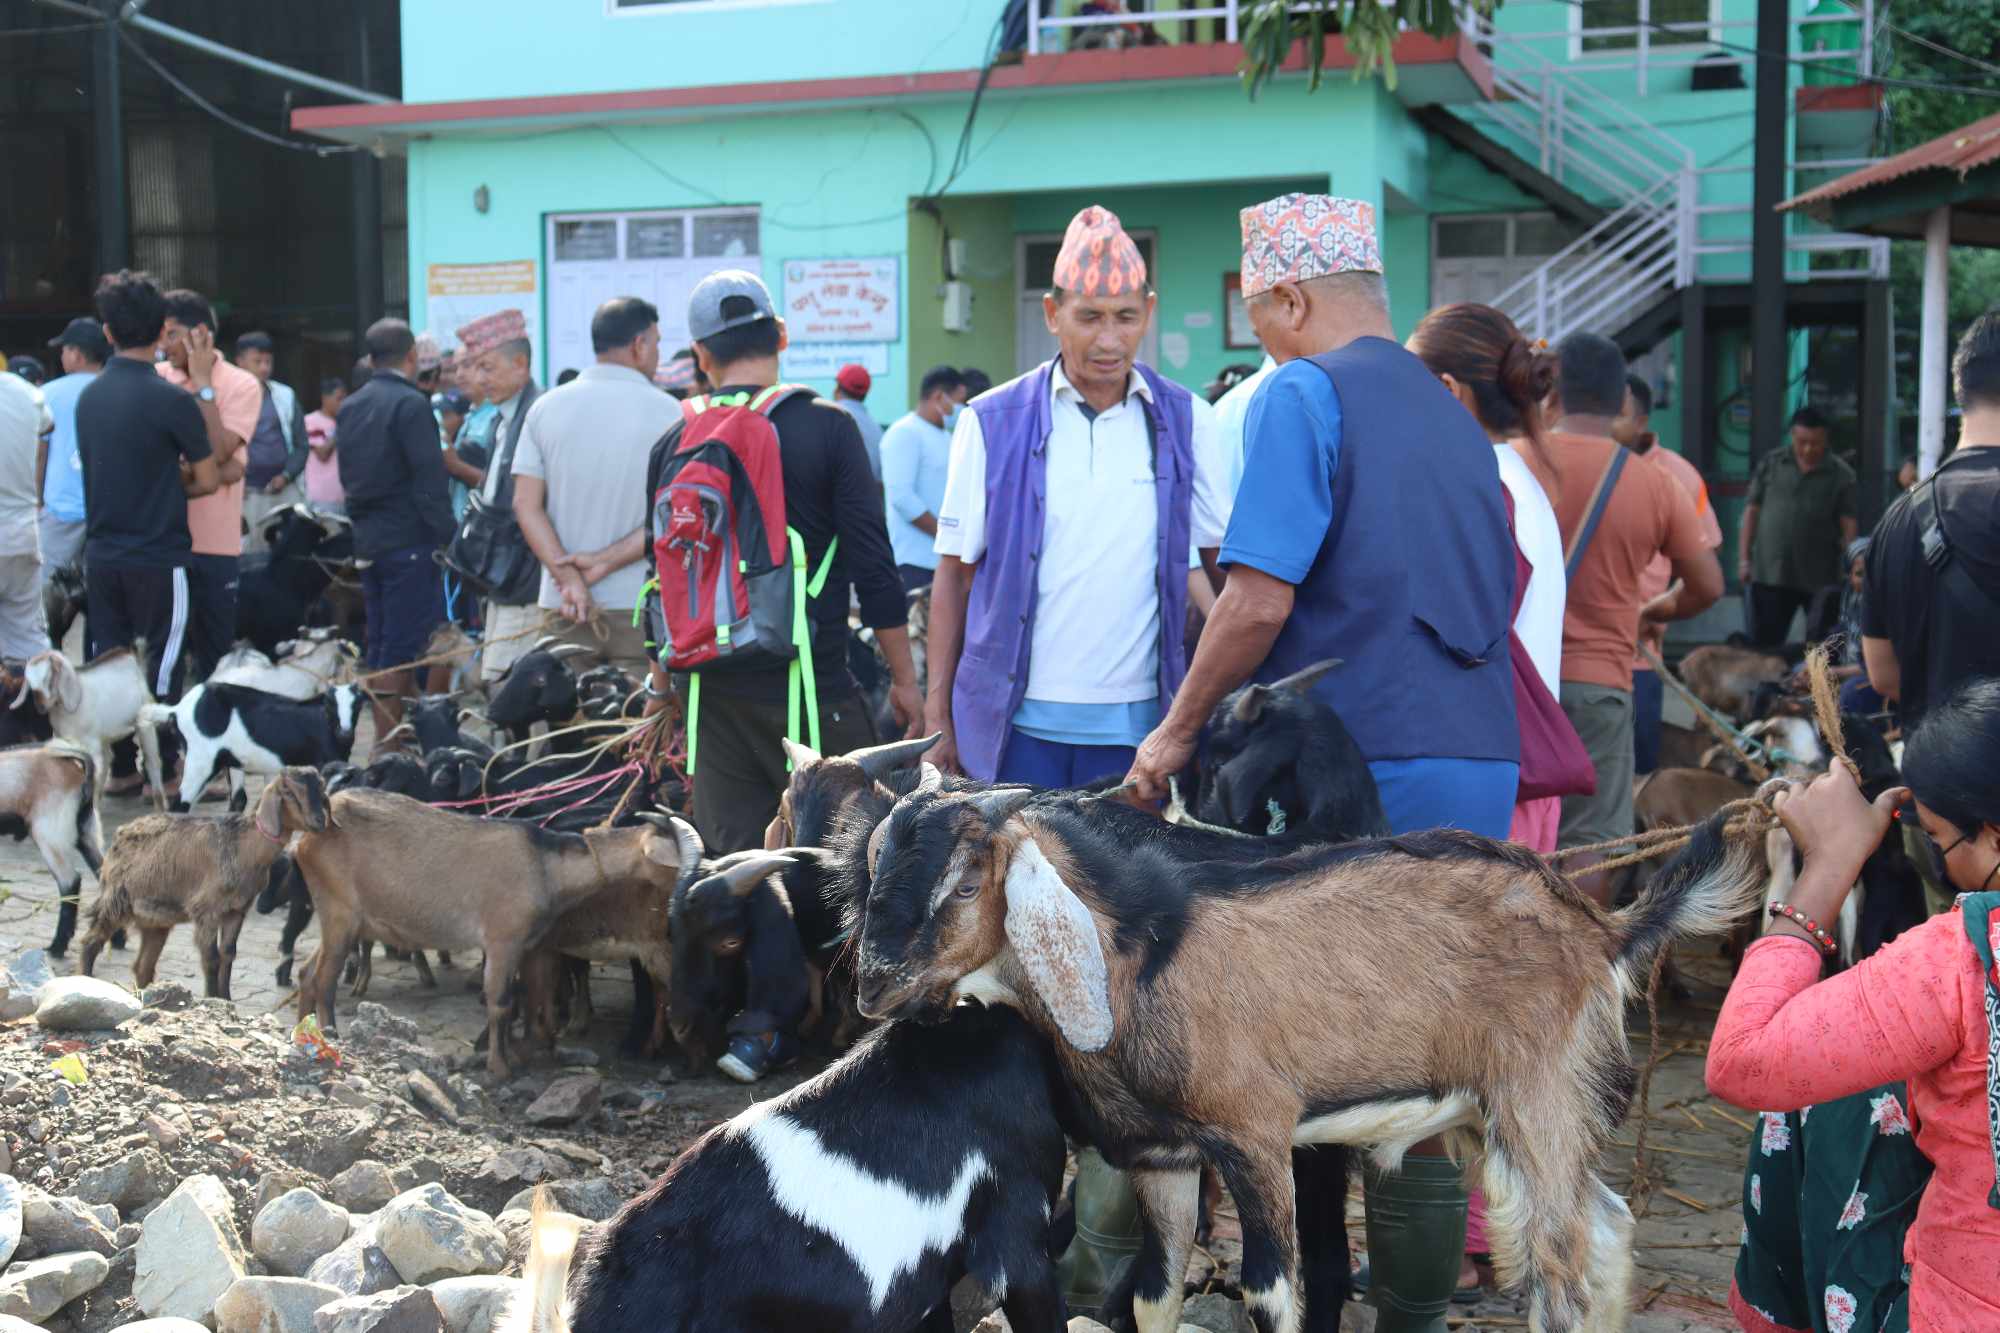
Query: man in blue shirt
879 364 966 591
37 317 110 576
1126 194 1518 1332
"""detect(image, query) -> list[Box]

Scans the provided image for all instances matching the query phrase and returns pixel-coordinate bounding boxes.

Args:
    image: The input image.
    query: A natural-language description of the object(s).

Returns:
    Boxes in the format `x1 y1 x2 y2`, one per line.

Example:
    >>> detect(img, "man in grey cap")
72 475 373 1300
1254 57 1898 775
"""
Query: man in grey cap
640 269 919 1080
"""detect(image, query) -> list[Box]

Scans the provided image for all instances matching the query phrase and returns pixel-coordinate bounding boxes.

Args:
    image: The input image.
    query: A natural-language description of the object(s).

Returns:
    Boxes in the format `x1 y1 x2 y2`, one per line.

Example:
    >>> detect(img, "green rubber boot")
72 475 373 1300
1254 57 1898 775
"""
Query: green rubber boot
1362 1154 1470 1333
1057 1148 1144 1317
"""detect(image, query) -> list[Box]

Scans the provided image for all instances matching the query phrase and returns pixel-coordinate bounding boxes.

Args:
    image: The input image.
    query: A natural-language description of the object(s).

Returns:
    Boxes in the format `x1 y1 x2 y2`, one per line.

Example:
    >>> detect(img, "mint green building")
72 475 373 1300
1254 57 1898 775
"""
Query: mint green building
297 0 1891 545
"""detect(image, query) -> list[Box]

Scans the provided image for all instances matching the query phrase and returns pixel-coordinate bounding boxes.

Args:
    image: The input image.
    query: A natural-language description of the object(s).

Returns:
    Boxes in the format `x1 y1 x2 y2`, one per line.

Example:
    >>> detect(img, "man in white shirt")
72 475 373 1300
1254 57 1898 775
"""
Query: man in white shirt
456 309 542 682
1211 353 1276 498
512 297 677 681
0 364 51 658
926 205 1230 788
879 364 967 591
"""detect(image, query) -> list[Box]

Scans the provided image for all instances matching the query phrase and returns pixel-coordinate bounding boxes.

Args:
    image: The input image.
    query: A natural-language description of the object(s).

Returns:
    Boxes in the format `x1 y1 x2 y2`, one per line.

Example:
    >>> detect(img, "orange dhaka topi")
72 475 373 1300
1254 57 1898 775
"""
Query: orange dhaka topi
456 308 528 361
1051 205 1148 299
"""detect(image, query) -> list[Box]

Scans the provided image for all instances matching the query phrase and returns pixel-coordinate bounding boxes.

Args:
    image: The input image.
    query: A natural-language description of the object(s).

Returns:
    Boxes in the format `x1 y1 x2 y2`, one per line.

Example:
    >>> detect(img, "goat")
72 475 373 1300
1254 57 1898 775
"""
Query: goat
505 1001 1072 1333
236 504 354 656
40 561 86 651
210 628 358 701
1194 660 1388 842
11 649 166 811
485 638 593 744
522 814 717 1058
766 734 942 851
0 663 53 749
290 792 693 1077
405 693 493 758
0 741 106 956
80 768 331 997
145 681 363 813
854 779 1769 1333
1675 645 1789 719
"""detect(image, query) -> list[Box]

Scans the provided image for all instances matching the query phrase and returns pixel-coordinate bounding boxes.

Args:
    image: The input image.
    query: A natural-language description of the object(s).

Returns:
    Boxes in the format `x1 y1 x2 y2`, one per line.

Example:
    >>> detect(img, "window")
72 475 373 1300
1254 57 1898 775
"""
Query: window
545 206 761 375
1573 0 1715 55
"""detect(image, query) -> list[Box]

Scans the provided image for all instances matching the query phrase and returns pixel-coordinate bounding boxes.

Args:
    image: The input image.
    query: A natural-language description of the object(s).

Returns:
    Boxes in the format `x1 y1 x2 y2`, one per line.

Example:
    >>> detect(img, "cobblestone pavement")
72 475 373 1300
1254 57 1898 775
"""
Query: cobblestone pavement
0 770 1749 1330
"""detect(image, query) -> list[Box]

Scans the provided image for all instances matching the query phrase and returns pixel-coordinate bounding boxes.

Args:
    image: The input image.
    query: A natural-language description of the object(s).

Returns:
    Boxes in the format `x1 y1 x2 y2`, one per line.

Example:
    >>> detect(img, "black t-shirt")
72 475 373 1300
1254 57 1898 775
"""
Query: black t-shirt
646 384 904 697
1862 447 2000 721
75 355 213 567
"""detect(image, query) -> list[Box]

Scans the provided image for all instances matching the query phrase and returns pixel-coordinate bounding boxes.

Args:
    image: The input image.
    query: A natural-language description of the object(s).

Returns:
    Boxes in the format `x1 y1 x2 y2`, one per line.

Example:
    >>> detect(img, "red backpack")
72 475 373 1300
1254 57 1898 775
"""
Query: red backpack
645 385 838 768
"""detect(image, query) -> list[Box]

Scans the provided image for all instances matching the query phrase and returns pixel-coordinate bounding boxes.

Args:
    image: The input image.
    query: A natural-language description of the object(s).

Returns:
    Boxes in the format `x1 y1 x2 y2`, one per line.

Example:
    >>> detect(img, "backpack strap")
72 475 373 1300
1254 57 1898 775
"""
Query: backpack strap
1959 891 2000 1210
1564 445 1632 581
750 383 813 416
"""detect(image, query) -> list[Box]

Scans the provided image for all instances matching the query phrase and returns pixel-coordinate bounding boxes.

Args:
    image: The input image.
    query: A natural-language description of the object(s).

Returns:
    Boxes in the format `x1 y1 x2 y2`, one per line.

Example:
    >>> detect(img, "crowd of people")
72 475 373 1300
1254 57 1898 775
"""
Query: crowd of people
0 190 1996 1330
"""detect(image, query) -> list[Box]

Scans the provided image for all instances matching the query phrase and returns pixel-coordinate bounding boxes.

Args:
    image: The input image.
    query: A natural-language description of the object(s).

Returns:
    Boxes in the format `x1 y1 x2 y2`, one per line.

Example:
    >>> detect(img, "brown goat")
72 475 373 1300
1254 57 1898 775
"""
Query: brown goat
80 768 331 998
1674 645 1787 718
763 733 940 851
290 793 689 1078
855 781 1768 1333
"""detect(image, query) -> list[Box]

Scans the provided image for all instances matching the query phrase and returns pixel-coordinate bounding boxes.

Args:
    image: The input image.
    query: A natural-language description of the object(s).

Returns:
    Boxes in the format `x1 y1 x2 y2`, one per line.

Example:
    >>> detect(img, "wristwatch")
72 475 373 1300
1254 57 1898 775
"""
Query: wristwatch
196 385 217 403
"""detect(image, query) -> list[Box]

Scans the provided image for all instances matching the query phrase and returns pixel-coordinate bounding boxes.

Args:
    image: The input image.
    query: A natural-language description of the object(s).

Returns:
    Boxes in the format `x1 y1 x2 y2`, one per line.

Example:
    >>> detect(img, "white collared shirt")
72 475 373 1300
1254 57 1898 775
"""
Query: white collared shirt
935 361 1228 705
479 389 526 502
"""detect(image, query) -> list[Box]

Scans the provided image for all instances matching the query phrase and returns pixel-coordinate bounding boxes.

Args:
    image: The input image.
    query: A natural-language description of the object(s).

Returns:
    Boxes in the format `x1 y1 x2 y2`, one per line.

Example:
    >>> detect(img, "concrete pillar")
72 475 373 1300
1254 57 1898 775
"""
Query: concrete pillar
1918 205 1952 479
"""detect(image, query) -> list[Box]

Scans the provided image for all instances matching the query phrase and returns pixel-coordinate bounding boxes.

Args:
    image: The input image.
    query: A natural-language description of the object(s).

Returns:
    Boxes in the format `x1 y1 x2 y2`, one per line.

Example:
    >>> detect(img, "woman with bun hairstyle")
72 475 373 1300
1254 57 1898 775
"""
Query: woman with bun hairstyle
1408 302 1585 854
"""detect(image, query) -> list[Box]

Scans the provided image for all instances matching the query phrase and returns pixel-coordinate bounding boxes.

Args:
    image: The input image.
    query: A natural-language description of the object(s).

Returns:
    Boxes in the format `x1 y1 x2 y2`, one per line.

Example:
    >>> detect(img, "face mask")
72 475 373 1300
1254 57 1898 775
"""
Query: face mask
943 403 962 432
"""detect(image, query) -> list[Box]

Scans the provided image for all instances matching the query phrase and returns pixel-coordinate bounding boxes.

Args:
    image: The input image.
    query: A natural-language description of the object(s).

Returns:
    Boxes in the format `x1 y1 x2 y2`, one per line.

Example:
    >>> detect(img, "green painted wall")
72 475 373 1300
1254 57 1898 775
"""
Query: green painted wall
905 196 1015 409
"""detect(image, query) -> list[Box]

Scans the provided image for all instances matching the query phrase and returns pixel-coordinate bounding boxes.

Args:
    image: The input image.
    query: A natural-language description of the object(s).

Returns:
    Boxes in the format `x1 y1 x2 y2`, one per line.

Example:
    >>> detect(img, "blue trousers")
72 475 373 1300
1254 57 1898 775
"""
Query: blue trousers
1632 668 1664 775
995 731 1136 789
1366 757 1518 839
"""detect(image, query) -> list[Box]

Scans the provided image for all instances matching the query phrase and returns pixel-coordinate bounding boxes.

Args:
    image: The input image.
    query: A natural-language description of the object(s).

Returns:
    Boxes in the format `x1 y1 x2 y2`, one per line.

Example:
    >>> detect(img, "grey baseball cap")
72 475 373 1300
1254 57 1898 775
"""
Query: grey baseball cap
687 269 777 342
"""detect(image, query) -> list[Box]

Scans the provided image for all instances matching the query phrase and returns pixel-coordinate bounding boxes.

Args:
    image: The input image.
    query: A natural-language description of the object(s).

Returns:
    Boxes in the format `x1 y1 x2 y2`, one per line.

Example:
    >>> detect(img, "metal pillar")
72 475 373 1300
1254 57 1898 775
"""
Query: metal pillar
1861 278 1892 526
91 8 129 275
1748 0 1789 468
350 7 384 346
1679 285 1709 475
1917 206 1952 479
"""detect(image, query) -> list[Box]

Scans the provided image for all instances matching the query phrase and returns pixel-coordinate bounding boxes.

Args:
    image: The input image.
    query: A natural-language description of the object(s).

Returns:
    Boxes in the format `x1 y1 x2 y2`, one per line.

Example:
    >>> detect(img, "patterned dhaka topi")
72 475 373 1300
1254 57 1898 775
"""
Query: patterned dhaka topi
1238 193 1382 297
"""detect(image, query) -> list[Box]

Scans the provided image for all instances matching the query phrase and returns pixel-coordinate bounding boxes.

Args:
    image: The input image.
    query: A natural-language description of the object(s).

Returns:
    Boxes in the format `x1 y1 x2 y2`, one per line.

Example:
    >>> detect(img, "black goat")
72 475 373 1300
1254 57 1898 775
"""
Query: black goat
407 693 493 758
509 1003 1072 1333
485 638 591 743
358 752 432 800
236 505 354 657
1195 659 1388 842
40 562 86 651
667 849 819 1078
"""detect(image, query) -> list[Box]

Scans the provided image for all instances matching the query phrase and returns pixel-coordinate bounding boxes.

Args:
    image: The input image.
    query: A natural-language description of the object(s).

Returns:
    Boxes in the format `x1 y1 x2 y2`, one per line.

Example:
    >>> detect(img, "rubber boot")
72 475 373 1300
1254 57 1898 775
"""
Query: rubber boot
1361 1154 1470 1333
1057 1148 1144 1317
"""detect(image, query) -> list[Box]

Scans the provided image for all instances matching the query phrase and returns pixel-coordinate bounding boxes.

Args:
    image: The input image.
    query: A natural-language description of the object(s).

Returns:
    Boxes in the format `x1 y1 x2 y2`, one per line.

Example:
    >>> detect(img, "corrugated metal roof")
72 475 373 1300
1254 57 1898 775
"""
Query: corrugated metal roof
1780 109 2000 213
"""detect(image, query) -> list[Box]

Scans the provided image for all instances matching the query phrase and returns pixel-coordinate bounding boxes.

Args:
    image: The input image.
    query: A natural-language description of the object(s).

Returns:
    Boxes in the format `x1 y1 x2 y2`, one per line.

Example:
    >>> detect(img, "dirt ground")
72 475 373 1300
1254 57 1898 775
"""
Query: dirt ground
0 767 1751 1331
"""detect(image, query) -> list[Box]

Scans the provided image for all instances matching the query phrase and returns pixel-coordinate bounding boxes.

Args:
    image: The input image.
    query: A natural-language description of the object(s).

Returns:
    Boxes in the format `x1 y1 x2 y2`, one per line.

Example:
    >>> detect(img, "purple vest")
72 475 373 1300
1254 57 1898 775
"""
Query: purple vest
952 360 1195 781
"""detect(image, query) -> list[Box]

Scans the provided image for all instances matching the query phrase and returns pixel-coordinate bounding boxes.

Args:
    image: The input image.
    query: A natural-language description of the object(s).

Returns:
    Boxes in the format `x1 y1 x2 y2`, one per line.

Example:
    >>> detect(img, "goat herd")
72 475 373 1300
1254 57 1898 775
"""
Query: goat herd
2 566 1839 1331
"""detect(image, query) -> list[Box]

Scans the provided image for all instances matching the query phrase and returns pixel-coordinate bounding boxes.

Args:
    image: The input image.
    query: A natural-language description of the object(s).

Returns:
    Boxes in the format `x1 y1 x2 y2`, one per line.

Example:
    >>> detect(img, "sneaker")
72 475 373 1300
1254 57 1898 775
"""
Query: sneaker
716 1030 797 1084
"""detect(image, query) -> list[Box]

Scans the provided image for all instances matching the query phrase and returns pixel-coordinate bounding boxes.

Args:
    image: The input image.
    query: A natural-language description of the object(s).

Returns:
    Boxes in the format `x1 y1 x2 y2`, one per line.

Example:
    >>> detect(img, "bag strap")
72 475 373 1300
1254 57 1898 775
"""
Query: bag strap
1958 891 2000 1210
1564 445 1631 580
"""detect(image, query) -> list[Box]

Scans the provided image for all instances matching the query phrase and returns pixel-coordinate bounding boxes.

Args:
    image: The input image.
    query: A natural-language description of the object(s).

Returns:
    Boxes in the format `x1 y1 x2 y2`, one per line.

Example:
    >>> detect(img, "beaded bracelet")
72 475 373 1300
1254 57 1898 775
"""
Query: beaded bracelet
1767 902 1840 957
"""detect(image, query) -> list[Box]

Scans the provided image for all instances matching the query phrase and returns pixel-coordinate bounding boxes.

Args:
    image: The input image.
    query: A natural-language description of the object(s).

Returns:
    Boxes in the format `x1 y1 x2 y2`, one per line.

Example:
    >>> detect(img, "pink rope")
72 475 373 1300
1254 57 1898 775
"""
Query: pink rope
527 764 641 827
431 762 641 820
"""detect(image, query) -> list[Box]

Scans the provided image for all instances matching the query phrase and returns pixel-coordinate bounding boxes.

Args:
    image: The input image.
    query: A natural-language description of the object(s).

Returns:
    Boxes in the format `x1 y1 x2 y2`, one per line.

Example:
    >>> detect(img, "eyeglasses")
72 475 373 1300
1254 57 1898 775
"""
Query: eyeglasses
1898 805 1968 886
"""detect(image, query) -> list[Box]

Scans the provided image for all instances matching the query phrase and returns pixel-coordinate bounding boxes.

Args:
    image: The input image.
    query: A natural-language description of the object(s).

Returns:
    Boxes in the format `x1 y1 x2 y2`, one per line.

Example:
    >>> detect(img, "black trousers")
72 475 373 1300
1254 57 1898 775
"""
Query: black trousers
1743 582 1813 650
86 561 192 702
186 552 240 680
687 673 878 854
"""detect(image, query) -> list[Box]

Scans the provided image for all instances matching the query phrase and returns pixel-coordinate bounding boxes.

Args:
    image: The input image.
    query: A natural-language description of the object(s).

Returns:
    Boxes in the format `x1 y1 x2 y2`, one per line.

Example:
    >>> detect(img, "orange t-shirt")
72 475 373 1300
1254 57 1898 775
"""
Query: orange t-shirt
1546 431 1708 692
158 356 261 557
1634 442 1723 664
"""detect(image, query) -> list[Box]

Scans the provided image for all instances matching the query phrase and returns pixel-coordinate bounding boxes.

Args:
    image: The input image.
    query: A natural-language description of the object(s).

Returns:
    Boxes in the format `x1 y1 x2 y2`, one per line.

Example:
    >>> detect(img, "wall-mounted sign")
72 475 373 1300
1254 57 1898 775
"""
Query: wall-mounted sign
1223 273 1258 350
781 341 892 380
783 257 900 343
426 261 540 355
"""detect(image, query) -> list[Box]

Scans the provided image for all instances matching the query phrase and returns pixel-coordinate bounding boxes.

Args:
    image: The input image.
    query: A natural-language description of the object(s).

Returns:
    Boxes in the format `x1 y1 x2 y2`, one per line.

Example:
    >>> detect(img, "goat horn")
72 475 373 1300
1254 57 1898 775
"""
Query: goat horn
7 680 26 710
668 816 704 882
1273 658 1344 696
530 635 564 653
971 786 1035 825
714 852 796 898
547 644 595 661
917 762 943 793
847 733 942 781
780 737 820 771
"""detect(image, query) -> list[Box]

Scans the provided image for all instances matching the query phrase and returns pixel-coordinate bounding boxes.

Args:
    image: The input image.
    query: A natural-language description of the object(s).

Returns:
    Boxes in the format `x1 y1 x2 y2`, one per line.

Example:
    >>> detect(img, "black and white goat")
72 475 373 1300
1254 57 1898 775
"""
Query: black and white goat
856 781 1770 1333
0 741 106 956
144 681 364 813
236 504 354 656
506 1001 1072 1333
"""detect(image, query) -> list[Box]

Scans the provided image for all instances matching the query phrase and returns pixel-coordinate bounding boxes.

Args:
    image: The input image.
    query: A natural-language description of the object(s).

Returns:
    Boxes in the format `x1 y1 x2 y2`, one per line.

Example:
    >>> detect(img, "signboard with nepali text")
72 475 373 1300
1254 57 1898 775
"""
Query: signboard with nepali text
782 257 900 344
426 261 540 356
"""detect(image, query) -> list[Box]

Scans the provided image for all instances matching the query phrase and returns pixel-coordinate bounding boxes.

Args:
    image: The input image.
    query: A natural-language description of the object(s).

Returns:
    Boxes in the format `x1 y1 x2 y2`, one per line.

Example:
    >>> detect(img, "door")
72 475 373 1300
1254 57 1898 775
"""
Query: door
1015 231 1160 377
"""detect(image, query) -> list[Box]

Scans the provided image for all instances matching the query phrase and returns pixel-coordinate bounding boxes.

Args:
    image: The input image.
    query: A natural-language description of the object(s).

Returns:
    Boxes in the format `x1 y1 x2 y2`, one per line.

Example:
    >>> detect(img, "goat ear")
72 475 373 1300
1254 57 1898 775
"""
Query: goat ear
54 658 82 714
1231 683 1272 725
781 737 820 771
641 831 683 868
256 786 286 841
1273 658 1342 696
1002 835 1113 1053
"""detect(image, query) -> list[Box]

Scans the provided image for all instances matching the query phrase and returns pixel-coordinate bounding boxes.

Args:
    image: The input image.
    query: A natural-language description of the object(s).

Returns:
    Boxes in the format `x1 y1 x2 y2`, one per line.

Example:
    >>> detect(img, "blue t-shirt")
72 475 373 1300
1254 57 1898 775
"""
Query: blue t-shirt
880 409 952 570
39 371 93 522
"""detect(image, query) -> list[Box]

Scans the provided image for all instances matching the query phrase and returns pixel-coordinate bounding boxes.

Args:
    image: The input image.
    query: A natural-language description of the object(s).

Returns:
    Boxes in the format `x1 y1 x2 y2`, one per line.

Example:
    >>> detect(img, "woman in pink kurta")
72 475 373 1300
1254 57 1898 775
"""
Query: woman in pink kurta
1708 677 2000 1331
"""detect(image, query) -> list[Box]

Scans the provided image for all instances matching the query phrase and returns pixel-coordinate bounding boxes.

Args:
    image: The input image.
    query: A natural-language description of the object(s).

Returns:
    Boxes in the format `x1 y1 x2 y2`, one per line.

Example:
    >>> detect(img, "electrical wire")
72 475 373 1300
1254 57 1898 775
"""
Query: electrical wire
1883 21 2000 80
0 18 96 38
118 27 365 156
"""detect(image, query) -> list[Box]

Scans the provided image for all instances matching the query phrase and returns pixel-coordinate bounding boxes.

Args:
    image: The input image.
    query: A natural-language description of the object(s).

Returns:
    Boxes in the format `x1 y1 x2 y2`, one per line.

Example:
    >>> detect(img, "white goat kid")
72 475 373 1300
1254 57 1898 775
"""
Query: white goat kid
209 629 359 701
10 650 166 811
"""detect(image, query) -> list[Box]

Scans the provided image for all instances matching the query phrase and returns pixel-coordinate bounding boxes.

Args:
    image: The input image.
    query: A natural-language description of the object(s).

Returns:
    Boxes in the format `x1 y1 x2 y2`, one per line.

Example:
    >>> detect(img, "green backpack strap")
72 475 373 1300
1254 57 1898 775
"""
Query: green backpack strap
1959 891 2000 1209
784 527 839 767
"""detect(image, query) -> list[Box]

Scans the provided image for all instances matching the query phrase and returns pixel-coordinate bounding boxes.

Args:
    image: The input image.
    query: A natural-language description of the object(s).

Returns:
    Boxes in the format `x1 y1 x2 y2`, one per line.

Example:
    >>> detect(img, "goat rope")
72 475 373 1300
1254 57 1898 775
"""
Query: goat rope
1636 644 1773 784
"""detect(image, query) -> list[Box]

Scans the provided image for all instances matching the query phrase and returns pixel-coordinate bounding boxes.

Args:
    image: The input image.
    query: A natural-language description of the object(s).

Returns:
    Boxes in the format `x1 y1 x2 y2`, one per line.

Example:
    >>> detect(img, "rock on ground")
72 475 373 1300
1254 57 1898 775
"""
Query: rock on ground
498 1177 621 1222
0 1249 111 1322
76 1146 178 1210
253 1189 352 1278
330 1162 407 1213
106 1321 213 1332
34 975 143 1030
0 1175 19 1268
0 1315 43 1333
5 948 54 996
305 1231 403 1299
522 1075 601 1127
21 1188 119 1256
426 1275 522 1333
1179 1292 1256 1333
214 1276 343 1333
311 1285 445 1333
135 1174 250 1324
372 1186 505 1286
